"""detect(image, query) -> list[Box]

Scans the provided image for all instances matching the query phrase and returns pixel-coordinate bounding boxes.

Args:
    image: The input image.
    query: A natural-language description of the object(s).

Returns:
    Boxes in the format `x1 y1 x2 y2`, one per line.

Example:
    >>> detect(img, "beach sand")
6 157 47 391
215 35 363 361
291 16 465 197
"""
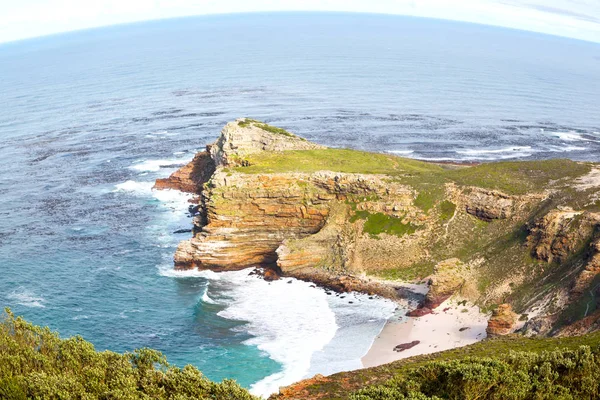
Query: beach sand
361 299 489 368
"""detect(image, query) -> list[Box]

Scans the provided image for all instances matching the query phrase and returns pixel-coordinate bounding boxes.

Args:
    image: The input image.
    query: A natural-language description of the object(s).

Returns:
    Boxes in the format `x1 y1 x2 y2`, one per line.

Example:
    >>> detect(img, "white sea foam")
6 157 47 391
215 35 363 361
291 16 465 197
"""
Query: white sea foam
549 131 594 142
152 188 194 214
547 145 587 152
455 146 535 160
157 265 221 280
113 181 192 213
388 150 414 155
178 269 398 398
129 158 189 172
113 180 154 195
8 288 45 308
201 285 218 304
456 146 532 155
214 270 339 396
412 146 535 162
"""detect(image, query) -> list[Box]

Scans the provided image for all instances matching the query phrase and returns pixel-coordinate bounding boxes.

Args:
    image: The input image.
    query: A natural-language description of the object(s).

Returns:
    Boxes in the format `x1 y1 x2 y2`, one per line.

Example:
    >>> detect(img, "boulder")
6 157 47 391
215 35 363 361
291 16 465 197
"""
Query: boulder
486 304 517 337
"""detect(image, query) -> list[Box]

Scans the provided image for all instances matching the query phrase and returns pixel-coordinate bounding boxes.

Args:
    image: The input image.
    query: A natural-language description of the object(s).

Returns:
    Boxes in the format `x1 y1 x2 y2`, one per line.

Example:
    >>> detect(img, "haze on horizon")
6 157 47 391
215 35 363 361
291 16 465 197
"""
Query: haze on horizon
1 0 600 45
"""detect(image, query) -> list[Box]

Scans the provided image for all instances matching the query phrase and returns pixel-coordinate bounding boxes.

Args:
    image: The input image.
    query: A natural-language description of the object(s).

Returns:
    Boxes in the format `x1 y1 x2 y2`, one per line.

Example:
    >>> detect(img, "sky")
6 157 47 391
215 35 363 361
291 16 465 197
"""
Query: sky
1 0 599 45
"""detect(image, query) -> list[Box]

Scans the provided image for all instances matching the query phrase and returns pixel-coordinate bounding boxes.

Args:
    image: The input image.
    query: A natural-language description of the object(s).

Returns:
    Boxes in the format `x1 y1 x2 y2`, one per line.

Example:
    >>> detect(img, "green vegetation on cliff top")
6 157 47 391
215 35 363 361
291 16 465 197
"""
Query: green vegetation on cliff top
238 118 301 139
233 147 591 195
0 309 256 400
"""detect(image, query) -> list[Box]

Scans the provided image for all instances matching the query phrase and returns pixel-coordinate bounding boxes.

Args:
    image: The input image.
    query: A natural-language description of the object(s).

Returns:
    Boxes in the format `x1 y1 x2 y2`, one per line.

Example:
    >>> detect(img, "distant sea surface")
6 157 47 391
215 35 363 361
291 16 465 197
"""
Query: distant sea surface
0 12 599 396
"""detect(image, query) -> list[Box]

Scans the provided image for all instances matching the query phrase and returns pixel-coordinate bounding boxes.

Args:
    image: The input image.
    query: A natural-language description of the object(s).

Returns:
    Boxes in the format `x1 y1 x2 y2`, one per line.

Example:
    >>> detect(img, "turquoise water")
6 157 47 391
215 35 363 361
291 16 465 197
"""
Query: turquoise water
0 12 599 396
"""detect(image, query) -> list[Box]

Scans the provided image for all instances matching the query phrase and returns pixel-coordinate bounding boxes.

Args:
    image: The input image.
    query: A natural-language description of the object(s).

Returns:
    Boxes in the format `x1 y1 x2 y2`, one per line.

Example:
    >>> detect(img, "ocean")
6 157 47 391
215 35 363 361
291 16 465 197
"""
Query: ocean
0 12 599 397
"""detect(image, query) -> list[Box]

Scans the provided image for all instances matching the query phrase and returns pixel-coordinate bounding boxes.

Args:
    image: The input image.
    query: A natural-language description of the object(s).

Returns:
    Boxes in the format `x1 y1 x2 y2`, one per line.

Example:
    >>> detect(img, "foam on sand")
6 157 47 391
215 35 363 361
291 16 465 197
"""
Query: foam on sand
362 299 488 368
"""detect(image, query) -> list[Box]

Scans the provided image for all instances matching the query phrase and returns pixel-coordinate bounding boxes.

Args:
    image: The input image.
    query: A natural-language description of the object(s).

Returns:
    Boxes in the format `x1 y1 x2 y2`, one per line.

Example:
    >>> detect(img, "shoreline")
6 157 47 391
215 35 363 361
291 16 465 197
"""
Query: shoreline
361 299 489 368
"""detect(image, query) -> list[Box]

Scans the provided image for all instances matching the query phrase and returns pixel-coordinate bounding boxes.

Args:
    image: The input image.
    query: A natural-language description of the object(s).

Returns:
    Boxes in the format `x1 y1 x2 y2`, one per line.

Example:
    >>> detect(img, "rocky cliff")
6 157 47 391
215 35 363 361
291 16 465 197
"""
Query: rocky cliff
156 118 600 333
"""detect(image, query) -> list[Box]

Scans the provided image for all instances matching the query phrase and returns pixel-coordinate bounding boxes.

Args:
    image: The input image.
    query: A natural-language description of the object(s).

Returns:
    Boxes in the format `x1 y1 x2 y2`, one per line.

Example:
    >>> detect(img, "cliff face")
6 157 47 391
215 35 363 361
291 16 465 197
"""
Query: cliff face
157 119 600 333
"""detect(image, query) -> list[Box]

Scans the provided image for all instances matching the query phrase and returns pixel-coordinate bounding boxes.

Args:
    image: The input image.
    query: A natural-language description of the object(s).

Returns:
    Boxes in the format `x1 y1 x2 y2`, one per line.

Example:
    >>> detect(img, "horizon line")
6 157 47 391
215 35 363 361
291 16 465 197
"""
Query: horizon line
1 10 599 47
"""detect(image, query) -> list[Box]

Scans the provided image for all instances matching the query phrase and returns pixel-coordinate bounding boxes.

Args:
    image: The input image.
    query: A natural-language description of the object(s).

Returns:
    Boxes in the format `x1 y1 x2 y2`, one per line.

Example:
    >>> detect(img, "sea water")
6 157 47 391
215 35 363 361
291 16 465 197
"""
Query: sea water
0 12 599 397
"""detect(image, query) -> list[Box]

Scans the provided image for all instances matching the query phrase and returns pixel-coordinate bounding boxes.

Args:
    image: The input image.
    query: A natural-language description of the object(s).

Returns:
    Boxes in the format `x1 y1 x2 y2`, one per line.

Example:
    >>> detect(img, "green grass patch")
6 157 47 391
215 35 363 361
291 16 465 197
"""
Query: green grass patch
448 159 591 195
374 261 435 281
233 144 592 200
234 148 445 175
351 210 418 238
237 118 301 139
414 190 436 212
440 200 457 221
237 118 259 128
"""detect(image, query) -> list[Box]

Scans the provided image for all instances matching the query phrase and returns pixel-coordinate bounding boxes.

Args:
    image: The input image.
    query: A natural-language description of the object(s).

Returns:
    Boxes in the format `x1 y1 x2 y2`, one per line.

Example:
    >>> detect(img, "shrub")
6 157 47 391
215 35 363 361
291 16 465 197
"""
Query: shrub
0 308 257 399
351 346 600 400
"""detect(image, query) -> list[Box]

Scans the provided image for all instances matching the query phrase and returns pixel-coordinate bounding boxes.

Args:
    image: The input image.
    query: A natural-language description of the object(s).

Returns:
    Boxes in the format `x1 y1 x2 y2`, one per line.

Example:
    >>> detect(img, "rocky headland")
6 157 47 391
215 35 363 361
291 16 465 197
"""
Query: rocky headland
155 119 600 396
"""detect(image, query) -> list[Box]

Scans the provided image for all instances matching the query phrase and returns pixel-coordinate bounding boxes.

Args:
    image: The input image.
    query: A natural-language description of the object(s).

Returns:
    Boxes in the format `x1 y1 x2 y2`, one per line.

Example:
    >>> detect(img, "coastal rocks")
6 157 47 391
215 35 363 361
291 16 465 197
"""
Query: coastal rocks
248 267 281 281
426 258 468 308
154 151 215 194
572 236 600 290
446 183 544 222
393 340 420 352
408 258 469 316
486 303 517 337
174 171 331 270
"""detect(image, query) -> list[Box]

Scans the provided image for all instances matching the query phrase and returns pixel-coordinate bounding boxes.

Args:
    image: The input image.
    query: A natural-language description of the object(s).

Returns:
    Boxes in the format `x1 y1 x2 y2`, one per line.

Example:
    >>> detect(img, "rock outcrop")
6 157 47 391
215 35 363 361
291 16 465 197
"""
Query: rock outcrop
527 208 598 264
154 151 215 195
486 303 518 337
445 183 544 222
407 258 470 316
209 118 323 167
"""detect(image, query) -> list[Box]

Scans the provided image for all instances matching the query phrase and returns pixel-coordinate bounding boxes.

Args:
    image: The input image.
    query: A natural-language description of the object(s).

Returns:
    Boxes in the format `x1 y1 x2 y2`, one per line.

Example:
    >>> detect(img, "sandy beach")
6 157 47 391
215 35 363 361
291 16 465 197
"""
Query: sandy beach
362 299 489 368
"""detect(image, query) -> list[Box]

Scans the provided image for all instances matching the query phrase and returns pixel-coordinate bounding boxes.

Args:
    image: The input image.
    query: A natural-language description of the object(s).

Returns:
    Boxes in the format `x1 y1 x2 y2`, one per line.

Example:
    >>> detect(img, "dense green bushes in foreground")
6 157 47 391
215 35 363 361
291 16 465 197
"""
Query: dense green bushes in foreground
6 306 600 400
0 309 256 399
351 346 600 400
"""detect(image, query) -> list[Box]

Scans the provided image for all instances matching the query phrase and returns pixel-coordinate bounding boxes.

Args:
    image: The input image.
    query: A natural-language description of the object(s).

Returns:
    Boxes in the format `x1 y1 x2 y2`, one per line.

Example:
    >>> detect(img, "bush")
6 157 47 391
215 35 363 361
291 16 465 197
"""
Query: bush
0 308 257 399
351 346 600 400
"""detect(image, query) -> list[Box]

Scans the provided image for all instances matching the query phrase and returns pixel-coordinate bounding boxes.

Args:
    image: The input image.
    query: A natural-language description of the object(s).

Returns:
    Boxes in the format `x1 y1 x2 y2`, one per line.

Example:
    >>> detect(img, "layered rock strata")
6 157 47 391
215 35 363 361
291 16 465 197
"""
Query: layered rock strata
156 118 600 333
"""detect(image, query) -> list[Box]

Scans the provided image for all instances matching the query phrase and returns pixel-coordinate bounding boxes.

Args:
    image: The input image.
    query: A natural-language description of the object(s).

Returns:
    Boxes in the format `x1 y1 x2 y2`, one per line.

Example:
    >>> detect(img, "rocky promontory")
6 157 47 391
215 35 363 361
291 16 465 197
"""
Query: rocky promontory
156 118 600 334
